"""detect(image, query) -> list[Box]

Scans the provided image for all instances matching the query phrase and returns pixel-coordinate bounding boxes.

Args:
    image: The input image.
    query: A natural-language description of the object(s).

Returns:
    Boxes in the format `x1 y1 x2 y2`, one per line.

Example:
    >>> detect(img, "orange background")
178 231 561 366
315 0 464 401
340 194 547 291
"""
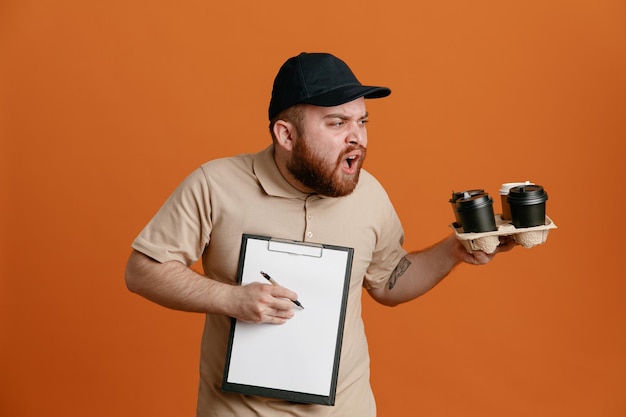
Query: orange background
1 1 625 416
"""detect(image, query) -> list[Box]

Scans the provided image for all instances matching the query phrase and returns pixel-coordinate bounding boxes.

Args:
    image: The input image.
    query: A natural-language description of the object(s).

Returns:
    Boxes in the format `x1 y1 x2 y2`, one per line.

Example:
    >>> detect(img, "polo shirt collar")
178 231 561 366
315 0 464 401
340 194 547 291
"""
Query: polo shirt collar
253 145 311 200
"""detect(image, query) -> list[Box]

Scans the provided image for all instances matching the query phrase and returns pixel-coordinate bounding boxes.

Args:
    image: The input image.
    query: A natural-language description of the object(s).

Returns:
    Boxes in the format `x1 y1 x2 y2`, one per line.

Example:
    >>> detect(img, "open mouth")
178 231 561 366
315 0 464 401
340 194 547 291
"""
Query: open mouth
342 152 361 174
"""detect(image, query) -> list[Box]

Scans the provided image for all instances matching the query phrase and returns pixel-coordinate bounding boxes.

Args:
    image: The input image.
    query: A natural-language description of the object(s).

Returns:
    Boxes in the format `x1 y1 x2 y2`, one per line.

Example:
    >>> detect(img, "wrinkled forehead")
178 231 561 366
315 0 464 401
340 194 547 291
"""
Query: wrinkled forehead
302 97 368 120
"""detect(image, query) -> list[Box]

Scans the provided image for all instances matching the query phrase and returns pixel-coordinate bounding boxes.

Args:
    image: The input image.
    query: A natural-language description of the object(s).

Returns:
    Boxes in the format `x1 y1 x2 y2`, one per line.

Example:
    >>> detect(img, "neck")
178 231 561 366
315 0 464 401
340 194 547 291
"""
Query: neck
272 146 314 194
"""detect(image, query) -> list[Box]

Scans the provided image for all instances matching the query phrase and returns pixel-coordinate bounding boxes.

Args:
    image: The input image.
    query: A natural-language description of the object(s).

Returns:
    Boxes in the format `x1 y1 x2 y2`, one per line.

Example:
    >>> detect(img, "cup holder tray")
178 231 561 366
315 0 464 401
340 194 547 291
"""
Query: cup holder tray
451 215 557 254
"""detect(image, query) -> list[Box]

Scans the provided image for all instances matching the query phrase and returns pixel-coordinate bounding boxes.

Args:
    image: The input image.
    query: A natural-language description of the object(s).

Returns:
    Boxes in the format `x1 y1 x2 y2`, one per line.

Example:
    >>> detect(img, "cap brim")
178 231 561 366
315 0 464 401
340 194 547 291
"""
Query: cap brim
302 85 391 107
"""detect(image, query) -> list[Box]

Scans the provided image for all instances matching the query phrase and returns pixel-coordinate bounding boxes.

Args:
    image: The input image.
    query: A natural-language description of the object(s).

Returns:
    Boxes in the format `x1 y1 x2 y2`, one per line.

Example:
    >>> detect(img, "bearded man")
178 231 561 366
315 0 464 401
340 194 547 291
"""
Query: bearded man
125 52 514 417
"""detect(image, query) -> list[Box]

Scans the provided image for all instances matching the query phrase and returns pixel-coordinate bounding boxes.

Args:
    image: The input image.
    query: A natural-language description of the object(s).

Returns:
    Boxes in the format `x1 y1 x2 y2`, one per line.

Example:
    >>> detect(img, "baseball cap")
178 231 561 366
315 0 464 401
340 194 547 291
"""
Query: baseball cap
268 52 391 121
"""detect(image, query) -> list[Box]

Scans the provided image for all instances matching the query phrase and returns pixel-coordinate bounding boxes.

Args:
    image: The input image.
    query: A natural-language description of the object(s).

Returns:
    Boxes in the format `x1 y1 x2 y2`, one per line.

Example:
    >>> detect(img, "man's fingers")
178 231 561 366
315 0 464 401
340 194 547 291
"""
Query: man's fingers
237 282 298 324
265 315 289 325
269 285 298 305
264 303 294 324
269 298 296 316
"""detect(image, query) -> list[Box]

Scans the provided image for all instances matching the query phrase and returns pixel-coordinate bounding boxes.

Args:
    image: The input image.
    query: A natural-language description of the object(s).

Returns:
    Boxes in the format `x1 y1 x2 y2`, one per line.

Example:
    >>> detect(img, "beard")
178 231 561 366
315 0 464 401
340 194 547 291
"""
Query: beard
287 137 366 197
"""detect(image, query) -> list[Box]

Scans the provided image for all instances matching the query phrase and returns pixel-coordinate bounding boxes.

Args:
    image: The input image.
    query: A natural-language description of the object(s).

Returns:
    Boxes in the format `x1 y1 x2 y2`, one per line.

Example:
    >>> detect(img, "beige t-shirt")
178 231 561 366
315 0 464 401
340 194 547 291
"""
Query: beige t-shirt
132 145 407 417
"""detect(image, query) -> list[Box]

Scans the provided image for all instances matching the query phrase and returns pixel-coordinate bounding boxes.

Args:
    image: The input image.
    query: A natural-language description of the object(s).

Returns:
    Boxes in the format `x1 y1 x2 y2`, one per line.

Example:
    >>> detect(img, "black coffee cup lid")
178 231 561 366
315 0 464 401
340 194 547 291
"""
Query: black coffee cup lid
449 189 484 203
456 193 493 210
507 185 548 205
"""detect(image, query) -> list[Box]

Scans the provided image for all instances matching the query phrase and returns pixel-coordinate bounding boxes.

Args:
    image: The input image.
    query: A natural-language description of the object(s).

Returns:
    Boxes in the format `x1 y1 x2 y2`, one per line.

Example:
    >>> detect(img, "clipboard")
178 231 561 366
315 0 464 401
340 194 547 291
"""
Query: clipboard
222 234 354 406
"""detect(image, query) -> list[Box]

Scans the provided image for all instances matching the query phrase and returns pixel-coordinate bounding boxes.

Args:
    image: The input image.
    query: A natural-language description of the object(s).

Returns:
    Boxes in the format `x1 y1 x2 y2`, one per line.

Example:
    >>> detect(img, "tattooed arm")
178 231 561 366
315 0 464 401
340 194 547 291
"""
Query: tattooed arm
368 234 515 306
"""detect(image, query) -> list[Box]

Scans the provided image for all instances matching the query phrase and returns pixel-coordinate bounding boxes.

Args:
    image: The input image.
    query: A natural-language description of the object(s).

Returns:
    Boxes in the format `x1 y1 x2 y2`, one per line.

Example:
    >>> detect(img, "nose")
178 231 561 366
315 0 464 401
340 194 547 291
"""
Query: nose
346 121 367 147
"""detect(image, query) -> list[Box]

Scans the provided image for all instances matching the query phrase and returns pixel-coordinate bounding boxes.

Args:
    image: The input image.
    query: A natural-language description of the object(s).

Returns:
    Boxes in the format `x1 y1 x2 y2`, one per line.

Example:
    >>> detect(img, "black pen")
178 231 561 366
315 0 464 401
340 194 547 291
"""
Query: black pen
260 271 304 309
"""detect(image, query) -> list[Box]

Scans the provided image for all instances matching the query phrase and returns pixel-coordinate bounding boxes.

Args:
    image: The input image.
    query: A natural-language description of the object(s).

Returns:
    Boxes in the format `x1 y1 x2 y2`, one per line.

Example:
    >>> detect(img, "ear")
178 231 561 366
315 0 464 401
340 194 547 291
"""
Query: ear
272 119 296 152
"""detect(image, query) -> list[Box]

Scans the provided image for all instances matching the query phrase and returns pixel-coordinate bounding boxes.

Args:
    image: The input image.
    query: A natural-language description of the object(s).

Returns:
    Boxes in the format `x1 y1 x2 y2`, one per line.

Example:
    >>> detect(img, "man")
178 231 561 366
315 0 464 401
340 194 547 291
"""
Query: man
125 52 514 416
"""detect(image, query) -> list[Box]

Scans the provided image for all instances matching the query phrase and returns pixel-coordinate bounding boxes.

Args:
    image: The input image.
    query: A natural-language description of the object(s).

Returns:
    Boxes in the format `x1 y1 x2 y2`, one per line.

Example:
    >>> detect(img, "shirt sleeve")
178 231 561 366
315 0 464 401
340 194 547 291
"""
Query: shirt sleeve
131 167 212 266
362 198 407 290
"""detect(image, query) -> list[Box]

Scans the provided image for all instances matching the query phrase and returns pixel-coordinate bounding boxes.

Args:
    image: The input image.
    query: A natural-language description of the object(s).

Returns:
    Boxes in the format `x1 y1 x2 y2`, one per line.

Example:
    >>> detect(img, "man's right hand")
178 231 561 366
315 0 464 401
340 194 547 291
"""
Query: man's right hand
228 282 297 324
125 250 297 324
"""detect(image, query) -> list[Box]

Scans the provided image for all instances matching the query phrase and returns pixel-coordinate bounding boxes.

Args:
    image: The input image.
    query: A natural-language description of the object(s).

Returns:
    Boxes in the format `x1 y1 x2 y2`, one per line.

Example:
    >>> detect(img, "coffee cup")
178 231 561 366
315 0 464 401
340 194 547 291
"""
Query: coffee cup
507 184 548 228
455 192 497 233
499 181 533 220
449 189 484 228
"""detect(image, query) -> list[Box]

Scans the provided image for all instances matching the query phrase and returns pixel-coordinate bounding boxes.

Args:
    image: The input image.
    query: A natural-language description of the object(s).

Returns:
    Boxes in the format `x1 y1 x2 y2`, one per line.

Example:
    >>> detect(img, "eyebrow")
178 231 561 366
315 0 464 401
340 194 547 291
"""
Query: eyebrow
323 112 369 120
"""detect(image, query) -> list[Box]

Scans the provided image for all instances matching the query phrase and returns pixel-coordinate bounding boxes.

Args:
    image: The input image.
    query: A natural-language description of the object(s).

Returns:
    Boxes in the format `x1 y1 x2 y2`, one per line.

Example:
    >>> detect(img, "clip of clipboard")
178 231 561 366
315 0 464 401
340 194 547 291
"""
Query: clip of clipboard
267 237 323 258
222 234 354 406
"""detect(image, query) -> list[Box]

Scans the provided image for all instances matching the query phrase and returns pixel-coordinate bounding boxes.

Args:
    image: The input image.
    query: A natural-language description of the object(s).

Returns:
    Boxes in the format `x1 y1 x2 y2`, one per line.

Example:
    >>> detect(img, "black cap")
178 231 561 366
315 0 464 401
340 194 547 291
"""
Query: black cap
268 52 391 121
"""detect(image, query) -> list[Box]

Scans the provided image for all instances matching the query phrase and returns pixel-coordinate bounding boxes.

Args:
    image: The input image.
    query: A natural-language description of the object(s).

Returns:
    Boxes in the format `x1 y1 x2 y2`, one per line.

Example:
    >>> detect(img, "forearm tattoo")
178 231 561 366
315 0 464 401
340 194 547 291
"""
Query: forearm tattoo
388 256 411 290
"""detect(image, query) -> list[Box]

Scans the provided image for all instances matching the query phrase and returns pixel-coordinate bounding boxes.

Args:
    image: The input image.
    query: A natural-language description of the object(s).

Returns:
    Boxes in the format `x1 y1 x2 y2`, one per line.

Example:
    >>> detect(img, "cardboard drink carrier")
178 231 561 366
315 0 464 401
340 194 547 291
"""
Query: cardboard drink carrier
450 184 555 254
451 214 557 254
